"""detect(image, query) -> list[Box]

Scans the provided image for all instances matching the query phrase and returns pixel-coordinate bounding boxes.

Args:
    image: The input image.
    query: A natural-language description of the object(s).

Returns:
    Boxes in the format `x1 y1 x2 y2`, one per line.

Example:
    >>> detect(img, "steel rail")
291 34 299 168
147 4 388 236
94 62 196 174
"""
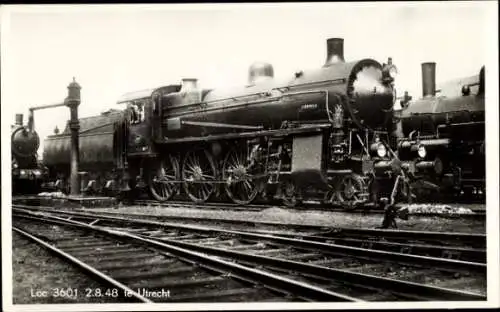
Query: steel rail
118 199 488 218
13 207 486 273
13 211 486 301
12 227 152 303
141 233 486 301
13 212 360 302
12 196 485 218
270 235 486 263
12 204 486 246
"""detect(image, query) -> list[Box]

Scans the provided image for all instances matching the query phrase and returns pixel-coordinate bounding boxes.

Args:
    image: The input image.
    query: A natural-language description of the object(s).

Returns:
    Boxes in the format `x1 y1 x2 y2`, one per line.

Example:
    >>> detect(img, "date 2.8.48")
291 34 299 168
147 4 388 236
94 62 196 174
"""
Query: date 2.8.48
85 288 120 298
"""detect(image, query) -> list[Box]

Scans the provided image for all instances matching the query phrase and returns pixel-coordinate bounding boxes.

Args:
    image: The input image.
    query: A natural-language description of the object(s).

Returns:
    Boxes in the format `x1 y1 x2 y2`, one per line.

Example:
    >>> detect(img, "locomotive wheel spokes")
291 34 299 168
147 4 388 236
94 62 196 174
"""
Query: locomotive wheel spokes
182 150 217 203
222 147 261 205
336 174 366 210
323 177 339 206
149 155 180 202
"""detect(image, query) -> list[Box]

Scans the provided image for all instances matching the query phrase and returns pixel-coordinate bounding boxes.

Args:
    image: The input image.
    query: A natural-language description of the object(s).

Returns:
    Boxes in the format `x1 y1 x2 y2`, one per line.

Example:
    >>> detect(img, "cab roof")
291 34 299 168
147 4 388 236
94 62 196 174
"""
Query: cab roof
116 85 182 104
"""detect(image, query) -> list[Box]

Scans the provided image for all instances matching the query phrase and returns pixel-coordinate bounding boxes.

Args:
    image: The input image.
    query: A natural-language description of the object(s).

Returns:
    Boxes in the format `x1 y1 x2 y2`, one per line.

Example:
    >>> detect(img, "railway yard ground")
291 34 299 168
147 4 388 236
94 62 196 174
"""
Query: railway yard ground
9 197 487 304
11 231 124 304
12 195 487 233
91 203 486 234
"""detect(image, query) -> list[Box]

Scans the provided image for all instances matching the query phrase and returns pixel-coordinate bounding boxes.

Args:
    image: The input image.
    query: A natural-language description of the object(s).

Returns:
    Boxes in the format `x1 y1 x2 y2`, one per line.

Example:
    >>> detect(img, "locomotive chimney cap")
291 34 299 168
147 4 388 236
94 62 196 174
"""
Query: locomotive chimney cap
248 62 274 85
15 113 23 126
478 65 485 95
324 37 345 66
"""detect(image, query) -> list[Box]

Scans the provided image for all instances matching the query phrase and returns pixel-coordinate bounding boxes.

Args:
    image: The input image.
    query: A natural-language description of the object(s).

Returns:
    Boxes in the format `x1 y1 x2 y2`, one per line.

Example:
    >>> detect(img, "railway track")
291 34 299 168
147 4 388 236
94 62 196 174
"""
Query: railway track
14 216 359 302
13 204 486 248
12 195 486 219
134 200 487 220
13 206 486 301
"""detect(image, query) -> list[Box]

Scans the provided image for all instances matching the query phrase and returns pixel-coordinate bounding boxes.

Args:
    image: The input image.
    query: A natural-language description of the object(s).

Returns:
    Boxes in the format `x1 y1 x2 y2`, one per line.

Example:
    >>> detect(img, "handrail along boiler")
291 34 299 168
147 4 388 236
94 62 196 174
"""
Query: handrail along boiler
43 38 405 207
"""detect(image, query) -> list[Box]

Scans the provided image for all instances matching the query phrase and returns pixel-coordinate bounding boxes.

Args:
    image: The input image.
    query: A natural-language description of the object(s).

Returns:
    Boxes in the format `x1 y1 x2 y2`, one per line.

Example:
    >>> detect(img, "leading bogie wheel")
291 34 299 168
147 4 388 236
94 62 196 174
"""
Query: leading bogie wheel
336 174 366 210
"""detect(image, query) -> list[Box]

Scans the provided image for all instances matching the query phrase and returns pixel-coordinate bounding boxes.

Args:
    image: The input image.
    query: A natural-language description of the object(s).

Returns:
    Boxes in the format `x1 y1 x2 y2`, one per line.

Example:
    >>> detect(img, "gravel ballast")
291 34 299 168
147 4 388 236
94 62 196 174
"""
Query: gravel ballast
93 204 485 234
11 231 124 304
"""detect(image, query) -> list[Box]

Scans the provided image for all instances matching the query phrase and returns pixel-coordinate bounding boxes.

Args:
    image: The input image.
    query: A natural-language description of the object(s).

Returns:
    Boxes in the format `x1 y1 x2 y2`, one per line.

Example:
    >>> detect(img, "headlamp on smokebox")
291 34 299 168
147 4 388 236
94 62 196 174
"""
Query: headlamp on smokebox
370 142 387 158
410 143 427 159
382 57 398 84
417 145 427 158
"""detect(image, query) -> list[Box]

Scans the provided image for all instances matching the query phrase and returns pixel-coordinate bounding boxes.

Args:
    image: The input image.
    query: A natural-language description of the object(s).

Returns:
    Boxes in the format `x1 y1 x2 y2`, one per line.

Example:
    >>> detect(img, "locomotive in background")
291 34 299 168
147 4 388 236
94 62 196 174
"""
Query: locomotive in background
42 109 126 195
394 63 485 201
11 113 47 194
42 37 405 207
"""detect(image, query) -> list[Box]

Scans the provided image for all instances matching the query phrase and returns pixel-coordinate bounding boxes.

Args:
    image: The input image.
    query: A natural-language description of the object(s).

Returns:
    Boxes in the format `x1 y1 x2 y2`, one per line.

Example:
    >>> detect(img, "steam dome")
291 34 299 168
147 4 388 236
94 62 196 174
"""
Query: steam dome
248 62 274 85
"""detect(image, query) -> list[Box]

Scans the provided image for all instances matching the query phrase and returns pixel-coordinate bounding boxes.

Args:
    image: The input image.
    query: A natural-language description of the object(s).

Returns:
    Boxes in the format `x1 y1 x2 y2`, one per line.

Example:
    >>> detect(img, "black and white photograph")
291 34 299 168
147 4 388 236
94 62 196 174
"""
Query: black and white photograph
1 2 499 311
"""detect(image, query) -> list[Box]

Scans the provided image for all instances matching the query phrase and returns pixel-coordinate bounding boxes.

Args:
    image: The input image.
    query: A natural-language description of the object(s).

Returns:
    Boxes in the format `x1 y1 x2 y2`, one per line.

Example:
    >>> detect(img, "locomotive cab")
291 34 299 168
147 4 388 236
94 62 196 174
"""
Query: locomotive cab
117 91 154 156
117 85 182 156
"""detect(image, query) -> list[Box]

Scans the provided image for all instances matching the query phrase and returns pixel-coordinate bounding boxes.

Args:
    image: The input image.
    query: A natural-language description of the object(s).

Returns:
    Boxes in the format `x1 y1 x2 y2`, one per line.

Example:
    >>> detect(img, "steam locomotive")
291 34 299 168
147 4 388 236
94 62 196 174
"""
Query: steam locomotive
394 63 485 201
11 113 47 194
42 38 405 207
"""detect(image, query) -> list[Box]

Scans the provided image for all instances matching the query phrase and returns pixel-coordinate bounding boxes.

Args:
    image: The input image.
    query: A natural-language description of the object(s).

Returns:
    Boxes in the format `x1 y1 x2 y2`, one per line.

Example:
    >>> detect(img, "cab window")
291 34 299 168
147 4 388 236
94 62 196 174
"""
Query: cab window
126 101 145 124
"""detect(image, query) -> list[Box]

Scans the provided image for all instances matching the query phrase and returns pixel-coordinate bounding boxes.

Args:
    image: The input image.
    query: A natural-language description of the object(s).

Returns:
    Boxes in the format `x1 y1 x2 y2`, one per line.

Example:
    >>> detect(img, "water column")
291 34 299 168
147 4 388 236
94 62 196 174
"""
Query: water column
65 78 82 196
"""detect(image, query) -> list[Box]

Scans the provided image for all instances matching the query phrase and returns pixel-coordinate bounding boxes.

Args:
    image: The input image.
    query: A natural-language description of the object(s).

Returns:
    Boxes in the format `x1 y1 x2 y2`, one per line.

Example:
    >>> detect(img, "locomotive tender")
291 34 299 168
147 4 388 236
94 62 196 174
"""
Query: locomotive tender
394 63 485 200
43 38 405 207
11 113 46 194
43 109 126 194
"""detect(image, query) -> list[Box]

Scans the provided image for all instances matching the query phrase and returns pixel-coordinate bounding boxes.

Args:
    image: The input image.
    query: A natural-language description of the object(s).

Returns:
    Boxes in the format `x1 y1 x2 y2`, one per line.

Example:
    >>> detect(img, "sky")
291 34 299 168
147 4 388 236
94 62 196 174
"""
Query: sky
1 2 497 155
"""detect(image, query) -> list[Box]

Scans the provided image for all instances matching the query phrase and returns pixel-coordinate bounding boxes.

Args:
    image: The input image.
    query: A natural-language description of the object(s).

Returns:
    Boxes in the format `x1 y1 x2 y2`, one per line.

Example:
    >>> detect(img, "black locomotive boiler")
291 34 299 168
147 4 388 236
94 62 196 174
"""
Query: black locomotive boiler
43 38 404 207
11 113 47 194
394 62 485 201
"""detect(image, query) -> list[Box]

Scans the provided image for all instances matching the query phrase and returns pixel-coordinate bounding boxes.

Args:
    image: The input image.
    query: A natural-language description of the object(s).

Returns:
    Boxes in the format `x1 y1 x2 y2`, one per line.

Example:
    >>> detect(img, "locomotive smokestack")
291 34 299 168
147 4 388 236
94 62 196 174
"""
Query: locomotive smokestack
478 66 485 96
15 114 23 126
324 38 345 66
421 62 436 97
